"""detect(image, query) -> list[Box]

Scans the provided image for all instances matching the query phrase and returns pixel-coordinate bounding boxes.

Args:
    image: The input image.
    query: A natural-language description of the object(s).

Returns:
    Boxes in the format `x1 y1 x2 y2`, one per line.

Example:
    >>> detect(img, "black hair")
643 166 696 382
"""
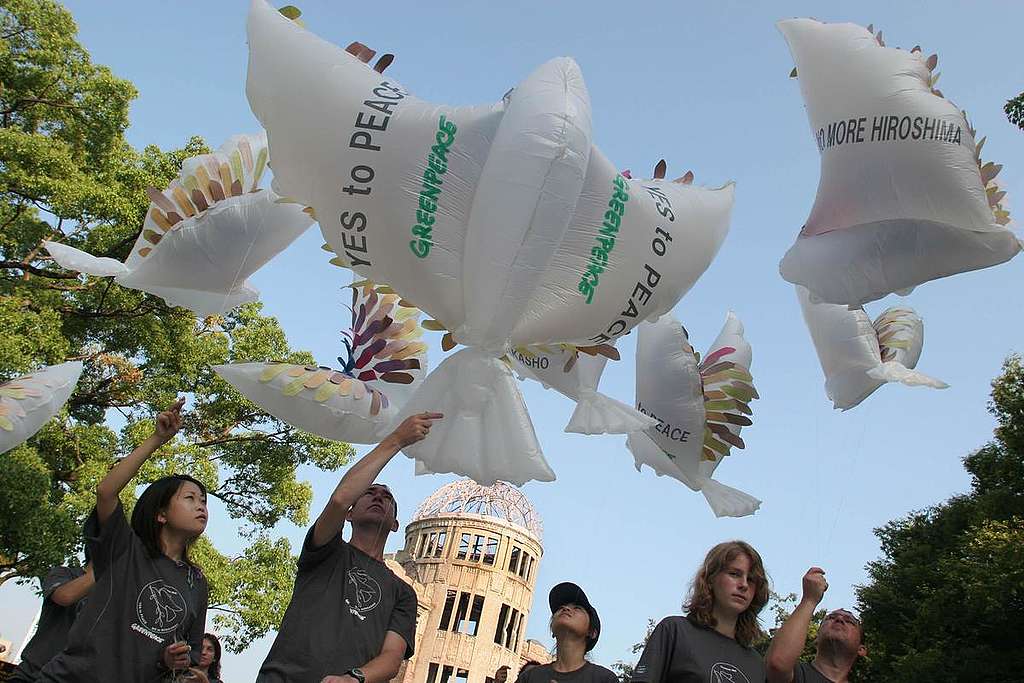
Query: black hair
203 632 222 679
130 474 207 568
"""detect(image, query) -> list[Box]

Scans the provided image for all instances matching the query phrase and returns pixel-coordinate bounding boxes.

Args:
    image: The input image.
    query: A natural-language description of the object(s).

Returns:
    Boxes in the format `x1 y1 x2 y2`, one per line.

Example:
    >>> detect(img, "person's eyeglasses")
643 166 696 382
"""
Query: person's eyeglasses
823 610 861 627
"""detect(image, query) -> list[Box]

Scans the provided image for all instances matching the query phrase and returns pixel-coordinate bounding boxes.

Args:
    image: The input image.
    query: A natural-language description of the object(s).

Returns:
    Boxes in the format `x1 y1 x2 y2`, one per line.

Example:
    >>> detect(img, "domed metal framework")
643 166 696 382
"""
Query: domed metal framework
412 479 543 541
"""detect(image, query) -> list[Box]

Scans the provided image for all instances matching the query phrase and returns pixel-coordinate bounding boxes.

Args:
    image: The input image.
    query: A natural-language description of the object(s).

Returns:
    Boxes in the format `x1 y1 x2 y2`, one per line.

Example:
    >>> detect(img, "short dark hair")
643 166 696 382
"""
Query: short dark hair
131 475 207 568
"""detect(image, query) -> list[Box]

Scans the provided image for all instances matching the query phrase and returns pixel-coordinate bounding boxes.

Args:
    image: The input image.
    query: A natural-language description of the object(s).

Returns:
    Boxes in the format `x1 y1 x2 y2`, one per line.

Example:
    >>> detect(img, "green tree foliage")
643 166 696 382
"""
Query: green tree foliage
0 0 353 651
751 592 823 659
1006 92 1024 131
855 355 1024 680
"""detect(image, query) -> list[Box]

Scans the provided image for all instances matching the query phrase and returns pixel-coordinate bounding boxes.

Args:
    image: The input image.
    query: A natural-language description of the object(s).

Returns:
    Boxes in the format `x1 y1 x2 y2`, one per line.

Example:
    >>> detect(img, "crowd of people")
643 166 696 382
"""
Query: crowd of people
9 401 866 682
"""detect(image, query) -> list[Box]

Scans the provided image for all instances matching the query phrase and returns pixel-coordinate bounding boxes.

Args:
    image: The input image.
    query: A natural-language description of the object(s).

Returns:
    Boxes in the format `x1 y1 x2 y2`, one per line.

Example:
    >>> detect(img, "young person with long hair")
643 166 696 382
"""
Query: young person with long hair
257 412 442 683
516 582 617 683
8 552 94 682
197 633 223 683
38 398 211 682
765 567 867 683
631 541 768 683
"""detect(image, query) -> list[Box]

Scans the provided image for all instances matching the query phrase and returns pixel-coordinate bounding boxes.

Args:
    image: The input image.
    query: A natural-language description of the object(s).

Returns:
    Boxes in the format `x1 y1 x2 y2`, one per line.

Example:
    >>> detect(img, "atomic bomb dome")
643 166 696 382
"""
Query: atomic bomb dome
389 480 550 683
412 479 543 542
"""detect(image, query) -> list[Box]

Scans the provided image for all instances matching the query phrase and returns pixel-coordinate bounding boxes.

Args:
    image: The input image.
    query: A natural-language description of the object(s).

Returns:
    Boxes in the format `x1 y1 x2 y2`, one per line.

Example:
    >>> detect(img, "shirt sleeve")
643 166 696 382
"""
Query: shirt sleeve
82 501 133 578
297 523 344 572
387 580 418 659
41 566 79 600
631 618 679 683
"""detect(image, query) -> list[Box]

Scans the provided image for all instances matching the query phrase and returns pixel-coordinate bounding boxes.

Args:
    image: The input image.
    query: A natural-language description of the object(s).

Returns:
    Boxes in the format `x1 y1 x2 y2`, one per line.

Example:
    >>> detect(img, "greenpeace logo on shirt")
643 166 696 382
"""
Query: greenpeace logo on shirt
135 580 187 634
710 661 751 683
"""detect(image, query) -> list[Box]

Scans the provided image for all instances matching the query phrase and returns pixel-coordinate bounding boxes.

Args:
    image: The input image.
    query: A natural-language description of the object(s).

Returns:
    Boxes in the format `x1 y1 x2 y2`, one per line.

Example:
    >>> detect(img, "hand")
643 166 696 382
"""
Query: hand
388 412 443 448
801 566 828 606
155 397 185 443
162 641 191 671
320 676 358 683
183 668 210 683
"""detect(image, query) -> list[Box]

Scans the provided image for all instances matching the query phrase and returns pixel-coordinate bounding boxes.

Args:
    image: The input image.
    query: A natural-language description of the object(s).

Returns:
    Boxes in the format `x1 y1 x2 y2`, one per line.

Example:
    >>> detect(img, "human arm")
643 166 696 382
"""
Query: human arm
319 630 408 683
49 563 94 607
311 412 441 548
630 618 676 683
765 567 828 683
95 398 183 525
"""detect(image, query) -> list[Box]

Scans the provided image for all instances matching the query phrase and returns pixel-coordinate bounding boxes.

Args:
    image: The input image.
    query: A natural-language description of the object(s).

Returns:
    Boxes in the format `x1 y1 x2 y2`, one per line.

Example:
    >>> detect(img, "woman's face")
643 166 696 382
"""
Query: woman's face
159 481 208 537
712 553 755 617
200 638 216 668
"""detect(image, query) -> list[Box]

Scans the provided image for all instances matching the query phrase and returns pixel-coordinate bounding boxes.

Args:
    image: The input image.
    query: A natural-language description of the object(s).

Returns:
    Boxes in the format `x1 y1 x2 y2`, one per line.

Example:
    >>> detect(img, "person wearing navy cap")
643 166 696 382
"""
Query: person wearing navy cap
516 582 617 683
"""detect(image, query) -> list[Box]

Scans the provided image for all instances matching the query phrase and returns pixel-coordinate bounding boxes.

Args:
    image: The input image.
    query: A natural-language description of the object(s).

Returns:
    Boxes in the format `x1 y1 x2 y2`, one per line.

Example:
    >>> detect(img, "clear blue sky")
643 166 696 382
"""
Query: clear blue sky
3 1 1022 680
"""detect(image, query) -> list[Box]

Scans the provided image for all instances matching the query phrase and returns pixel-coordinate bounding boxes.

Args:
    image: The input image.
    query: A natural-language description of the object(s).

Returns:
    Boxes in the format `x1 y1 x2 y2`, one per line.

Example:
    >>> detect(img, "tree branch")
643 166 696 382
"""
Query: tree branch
0 259 79 279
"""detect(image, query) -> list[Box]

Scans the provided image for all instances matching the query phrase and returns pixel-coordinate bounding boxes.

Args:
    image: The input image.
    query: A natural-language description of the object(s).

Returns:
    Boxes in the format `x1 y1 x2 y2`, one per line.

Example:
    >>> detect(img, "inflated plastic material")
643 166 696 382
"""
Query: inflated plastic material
627 314 760 517
512 147 734 346
214 282 427 443
778 18 1020 307
397 349 555 486
44 132 313 316
0 362 83 454
507 345 655 435
796 285 947 410
246 0 732 485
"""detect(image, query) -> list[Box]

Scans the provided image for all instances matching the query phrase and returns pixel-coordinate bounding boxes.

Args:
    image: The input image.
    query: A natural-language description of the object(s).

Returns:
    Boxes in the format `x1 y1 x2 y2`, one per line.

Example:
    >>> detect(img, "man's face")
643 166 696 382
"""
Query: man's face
817 609 864 653
350 484 398 531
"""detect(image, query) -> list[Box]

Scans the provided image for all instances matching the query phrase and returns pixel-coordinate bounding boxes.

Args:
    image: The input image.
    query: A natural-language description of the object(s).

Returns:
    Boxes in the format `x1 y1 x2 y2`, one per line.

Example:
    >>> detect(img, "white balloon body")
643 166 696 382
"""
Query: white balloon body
795 285 947 410
627 314 760 517
511 146 734 346
778 18 1020 307
44 132 313 316
507 346 655 435
215 283 427 443
0 362 83 454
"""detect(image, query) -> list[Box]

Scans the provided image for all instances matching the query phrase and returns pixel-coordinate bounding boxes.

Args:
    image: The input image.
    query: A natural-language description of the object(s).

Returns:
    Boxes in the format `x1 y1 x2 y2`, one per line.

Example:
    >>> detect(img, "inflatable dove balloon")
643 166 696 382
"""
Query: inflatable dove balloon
507 344 655 435
44 132 314 316
795 285 947 410
778 19 1020 307
0 362 83 455
247 0 587 484
246 1 733 485
627 314 761 518
214 281 427 443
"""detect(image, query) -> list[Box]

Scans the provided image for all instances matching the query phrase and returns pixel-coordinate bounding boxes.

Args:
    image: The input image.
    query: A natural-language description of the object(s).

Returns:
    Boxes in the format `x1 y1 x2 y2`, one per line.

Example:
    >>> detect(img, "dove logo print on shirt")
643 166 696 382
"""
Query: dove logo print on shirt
345 568 382 620
710 662 751 683
135 580 188 635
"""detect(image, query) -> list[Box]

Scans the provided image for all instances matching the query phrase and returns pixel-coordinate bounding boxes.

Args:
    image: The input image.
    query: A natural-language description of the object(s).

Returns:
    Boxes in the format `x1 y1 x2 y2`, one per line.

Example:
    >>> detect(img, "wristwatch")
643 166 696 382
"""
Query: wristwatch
346 668 366 683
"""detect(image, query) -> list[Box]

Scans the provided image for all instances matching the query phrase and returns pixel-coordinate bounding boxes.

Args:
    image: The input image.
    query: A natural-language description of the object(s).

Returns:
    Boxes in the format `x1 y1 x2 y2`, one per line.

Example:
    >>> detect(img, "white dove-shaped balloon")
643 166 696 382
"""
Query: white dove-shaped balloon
795 285 947 410
778 18 1020 307
627 313 761 517
246 0 733 485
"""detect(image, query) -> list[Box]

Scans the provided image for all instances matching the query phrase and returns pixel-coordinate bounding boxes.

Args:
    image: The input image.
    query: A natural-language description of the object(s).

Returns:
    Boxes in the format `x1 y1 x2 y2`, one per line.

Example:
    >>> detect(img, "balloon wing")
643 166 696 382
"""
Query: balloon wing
45 132 313 316
796 285 947 410
0 362 83 454
214 281 427 443
778 18 1020 307
627 314 760 517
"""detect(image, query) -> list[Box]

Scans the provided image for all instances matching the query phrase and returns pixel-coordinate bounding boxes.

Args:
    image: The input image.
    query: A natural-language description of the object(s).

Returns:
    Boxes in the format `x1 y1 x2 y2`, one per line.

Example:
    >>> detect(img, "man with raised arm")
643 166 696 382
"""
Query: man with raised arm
257 412 442 683
766 567 867 683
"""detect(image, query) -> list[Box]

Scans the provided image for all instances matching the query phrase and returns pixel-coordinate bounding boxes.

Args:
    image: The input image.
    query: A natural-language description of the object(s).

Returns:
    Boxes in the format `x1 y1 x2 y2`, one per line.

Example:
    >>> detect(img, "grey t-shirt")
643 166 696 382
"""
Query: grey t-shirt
257 526 418 683
517 662 619 683
631 616 765 683
37 502 208 682
794 661 832 683
9 566 86 681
